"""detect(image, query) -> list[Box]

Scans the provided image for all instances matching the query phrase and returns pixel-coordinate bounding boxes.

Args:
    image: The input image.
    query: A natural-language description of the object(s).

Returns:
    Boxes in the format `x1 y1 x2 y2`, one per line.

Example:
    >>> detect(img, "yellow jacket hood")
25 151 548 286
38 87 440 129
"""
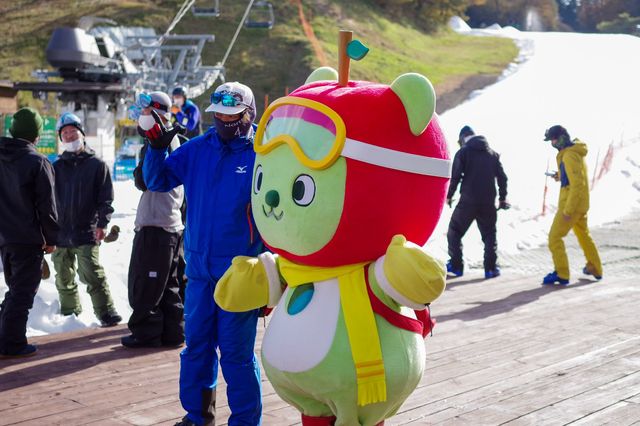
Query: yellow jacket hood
556 138 590 215
565 139 588 157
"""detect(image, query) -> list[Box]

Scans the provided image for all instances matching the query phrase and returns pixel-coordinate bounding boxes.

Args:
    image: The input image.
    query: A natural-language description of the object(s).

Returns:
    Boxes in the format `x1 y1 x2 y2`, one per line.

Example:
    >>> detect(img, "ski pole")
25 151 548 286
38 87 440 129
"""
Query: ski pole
542 158 549 216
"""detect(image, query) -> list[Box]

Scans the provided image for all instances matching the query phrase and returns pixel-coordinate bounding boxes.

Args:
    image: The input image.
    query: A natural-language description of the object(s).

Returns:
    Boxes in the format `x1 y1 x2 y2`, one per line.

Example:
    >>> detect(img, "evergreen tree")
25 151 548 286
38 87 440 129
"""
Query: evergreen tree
465 0 558 30
373 0 468 31
557 0 579 28
576 0 640 32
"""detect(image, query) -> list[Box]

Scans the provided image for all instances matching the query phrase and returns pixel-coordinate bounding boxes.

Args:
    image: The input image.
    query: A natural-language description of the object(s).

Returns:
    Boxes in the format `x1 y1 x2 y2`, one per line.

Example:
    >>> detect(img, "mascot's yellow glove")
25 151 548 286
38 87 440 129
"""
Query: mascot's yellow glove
374 235 446 309
214 252 283 312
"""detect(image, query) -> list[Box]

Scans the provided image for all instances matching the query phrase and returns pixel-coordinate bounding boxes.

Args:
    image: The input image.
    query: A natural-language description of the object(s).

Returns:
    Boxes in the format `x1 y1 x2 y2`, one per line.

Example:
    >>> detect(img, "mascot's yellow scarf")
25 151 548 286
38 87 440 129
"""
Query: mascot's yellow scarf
279 257 386 406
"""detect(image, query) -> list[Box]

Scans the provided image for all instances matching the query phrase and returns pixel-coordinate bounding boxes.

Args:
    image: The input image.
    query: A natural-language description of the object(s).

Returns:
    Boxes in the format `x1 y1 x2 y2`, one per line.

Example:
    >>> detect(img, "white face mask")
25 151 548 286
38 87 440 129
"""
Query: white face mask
63 139 83 152
138 114 157 131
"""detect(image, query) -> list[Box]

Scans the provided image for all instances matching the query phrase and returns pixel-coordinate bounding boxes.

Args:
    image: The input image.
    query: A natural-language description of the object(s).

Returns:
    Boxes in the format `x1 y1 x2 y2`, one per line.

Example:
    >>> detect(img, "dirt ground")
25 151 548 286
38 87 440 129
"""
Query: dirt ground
436 73 501 114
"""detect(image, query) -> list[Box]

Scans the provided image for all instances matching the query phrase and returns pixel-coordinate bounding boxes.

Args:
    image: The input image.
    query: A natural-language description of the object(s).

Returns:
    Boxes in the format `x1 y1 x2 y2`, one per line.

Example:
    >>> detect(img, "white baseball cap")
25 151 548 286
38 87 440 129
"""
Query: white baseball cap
205 82 255 115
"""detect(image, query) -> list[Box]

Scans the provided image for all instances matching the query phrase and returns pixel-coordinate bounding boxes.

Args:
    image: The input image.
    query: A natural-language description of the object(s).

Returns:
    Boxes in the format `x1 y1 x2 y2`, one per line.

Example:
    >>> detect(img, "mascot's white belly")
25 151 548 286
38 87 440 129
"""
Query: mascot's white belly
262 278 340 372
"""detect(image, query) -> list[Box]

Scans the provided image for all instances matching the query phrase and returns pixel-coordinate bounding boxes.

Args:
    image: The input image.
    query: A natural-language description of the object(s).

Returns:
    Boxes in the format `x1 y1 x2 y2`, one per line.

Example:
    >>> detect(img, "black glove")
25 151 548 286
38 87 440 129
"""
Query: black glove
498 200 511 210
175 122 187 135
145 109 184 149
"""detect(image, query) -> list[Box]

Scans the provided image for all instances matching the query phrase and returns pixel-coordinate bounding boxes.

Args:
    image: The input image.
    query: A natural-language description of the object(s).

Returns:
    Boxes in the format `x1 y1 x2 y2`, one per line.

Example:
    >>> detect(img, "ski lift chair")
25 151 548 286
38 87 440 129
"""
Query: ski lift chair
244 1 274 29
192 0 220 17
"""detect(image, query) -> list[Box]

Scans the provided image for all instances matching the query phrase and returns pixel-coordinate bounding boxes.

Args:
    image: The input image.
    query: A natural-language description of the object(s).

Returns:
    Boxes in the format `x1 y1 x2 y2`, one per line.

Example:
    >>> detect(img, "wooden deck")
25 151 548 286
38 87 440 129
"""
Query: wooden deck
2 268 639 425
4 206 640 426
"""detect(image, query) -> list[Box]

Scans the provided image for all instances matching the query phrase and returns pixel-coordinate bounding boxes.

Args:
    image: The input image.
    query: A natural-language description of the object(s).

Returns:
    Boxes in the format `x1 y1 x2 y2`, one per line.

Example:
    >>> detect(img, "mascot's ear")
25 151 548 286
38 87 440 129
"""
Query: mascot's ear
305 67 339 85
390 73 436 136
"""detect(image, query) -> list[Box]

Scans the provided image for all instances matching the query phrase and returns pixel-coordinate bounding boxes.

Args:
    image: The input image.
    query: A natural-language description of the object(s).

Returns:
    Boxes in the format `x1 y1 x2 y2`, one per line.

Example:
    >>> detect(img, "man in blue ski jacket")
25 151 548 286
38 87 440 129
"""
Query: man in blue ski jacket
143 82 263 426
172 86 202 139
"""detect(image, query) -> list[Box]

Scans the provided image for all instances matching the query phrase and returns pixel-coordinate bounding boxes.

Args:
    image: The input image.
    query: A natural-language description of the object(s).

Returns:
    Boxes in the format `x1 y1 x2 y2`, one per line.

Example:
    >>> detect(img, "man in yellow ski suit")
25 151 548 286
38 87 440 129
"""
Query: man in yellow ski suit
542 125 602 285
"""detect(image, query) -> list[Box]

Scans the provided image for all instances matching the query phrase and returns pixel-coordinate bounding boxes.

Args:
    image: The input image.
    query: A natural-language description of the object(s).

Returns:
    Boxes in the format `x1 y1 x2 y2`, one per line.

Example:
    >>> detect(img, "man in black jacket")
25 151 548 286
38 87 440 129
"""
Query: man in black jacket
51 113 121 327
0 107 59 358
446 126 509 279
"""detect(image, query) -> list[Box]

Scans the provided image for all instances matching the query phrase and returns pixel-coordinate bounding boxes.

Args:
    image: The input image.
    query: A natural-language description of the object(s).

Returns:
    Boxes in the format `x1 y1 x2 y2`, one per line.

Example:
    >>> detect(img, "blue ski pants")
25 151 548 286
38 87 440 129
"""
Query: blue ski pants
180 278 261 425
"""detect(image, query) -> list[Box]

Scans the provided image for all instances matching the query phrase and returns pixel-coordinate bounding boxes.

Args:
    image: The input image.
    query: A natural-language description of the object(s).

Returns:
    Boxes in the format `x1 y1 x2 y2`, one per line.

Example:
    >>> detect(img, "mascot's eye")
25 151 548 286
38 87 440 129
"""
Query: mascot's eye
253 165 263 194
292 174 316 206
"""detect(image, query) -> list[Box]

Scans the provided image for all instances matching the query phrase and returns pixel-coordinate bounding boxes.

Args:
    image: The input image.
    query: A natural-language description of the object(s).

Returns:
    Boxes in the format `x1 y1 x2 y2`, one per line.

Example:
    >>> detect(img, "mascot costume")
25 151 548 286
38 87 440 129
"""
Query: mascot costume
215 31 451 425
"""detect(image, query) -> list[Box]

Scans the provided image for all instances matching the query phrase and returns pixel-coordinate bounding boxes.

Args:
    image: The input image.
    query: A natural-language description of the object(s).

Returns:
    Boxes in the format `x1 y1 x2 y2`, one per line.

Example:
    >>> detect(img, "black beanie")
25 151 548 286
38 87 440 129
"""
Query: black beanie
9 107 43 142
459 125 475 139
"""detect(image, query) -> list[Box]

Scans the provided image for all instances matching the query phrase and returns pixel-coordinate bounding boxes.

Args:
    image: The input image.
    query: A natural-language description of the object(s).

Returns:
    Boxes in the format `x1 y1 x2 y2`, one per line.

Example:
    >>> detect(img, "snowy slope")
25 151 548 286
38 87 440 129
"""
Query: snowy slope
430 26 640 264
2 27 640 337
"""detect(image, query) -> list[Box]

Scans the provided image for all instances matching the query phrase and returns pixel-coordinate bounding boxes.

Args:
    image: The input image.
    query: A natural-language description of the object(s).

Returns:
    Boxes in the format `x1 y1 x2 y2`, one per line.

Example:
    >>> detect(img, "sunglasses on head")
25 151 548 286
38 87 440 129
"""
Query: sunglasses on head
128 92 168 120
211 91 247 108
135 92 152 109
136 93 168 112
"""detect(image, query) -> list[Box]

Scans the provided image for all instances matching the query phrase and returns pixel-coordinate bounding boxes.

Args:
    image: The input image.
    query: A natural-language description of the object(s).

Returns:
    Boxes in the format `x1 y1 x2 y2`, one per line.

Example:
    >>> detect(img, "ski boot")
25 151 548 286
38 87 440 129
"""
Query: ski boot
446 260 463 278
583 265 602 280
542 271 569 285
485 267 501 279
99 311 122 327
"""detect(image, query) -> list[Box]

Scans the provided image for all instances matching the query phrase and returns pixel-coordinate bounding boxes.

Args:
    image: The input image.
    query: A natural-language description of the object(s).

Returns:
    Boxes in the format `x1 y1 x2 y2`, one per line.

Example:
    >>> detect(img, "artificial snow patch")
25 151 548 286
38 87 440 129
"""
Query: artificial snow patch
449 16 471 32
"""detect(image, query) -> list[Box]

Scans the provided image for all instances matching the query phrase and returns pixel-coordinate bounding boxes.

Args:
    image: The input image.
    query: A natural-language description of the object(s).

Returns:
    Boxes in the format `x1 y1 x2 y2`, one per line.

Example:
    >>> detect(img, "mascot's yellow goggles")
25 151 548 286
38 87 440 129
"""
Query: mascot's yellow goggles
254 96 452 177
255 97 346 170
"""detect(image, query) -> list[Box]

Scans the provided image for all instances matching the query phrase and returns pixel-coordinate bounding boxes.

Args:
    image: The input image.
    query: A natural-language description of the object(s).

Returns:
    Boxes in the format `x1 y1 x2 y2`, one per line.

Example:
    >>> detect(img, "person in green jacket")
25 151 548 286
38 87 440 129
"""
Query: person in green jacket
542 125 602 285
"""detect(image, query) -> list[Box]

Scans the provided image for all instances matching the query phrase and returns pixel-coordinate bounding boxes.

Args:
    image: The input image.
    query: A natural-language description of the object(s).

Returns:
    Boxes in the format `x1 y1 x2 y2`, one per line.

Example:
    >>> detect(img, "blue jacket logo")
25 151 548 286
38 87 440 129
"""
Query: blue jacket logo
235 165 248 174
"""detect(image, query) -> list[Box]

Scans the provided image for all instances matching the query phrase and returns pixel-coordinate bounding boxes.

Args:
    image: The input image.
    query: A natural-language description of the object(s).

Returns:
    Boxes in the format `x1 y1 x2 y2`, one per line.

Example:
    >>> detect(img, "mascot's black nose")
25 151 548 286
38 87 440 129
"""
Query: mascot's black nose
265 190 280 208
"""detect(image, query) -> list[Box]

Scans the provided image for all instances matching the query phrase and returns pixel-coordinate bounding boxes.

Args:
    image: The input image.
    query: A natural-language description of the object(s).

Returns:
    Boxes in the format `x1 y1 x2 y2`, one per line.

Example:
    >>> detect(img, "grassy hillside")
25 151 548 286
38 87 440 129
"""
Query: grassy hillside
0 0 518 115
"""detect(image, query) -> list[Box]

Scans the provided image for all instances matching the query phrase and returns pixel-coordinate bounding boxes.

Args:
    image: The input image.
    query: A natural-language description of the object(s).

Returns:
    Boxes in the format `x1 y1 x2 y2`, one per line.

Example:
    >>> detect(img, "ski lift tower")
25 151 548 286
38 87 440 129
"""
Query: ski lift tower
12 0 272 167
12 2 225 165
14 23 130 164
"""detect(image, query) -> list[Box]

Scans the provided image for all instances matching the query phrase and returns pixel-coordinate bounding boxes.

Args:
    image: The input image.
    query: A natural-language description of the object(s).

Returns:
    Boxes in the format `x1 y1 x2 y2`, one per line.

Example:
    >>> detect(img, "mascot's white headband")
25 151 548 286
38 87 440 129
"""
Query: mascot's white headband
342 137 452 178
256 96 452 178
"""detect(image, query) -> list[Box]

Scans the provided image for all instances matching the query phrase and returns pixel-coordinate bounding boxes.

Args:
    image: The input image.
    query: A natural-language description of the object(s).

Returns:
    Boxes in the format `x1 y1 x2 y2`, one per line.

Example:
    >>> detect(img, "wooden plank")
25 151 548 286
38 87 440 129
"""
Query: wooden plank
84 419 134 426
571 400 640 425
391 305 640 423
504 369 640 424
55 395 179 426
0 398 83 424
384 280 640 418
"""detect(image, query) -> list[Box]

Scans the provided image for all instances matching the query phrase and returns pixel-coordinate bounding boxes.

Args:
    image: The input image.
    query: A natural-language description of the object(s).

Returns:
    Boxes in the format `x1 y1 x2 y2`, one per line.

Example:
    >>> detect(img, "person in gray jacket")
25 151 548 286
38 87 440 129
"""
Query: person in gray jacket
121 91 186 348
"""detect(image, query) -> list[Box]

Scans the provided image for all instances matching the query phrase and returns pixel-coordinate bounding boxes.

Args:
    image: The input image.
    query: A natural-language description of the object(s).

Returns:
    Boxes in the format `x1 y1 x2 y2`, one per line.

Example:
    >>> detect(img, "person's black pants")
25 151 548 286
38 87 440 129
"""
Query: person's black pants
0 244 43 354
447 202 498 272
177 238 187 303
127 227 184 345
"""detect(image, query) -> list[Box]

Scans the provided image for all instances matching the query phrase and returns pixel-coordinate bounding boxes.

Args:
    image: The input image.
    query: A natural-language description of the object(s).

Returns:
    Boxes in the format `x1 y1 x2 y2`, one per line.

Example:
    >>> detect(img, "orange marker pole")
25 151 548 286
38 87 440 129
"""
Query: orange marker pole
338 30 352 87
542 177 548 216
542 158 549 216
591 147 600 190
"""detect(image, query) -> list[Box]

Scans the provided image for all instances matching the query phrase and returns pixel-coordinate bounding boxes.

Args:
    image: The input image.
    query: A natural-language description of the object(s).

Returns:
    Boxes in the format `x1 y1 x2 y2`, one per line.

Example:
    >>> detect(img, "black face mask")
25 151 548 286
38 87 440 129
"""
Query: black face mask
552 134 573 151
214 116 252 141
